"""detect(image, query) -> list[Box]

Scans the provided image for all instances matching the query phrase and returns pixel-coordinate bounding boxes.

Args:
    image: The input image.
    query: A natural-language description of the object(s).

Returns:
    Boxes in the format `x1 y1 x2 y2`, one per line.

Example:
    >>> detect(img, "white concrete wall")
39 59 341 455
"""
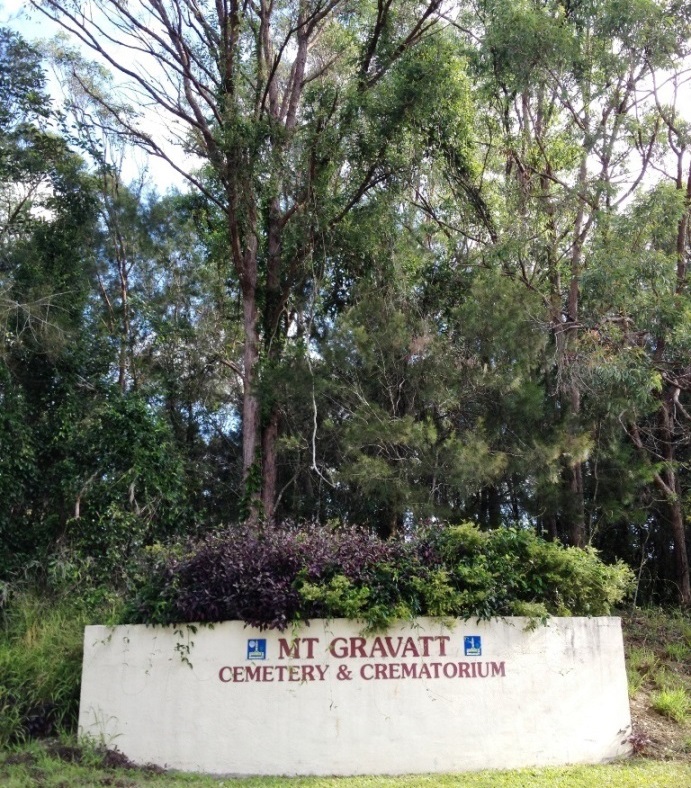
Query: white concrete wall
79 617 631 776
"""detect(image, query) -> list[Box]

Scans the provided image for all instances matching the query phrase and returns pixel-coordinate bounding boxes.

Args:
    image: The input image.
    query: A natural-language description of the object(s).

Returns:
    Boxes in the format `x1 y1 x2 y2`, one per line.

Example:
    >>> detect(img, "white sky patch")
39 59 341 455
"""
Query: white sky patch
1 1 198 193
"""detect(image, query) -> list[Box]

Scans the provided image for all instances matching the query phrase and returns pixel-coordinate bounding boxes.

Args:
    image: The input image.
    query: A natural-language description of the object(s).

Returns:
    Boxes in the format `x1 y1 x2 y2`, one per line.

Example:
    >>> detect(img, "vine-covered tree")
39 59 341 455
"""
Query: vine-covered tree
34 0 473 520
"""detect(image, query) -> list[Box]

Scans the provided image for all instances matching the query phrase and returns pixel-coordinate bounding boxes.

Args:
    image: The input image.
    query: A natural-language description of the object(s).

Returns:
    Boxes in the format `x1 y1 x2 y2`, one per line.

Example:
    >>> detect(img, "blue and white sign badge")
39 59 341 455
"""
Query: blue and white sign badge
464 636 482 657
247 639 267 660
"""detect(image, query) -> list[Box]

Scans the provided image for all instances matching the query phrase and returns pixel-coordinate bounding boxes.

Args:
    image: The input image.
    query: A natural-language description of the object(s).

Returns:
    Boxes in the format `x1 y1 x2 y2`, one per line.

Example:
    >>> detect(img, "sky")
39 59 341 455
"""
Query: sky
1 1 193 192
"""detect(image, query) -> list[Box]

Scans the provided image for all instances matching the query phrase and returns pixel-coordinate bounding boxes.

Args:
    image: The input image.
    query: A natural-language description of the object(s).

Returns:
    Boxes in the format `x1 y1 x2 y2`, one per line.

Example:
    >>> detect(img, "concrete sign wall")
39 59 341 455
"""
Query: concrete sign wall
79 617 632 776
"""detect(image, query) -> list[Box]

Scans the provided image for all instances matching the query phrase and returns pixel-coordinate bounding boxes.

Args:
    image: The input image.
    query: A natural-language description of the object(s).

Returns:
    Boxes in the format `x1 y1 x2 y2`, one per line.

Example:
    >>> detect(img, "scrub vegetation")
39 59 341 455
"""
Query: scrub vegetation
624 610 691 759
125 521 633 630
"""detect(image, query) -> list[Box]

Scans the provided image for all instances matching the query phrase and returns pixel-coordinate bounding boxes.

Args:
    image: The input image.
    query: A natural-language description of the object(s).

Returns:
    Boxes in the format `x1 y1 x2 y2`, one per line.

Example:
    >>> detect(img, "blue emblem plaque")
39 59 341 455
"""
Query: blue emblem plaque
464 635 482 657
247 638 267 660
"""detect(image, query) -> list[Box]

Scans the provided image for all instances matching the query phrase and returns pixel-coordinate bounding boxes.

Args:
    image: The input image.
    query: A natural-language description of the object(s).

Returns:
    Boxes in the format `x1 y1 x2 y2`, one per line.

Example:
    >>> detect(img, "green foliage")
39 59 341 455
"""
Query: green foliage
0 591 110 746
424 524 634 619
127 521 633 631
651 688 690 724
299 575 372 621
666 642 691 662
626 666 645 697
1 0 690 625
627 646 659 676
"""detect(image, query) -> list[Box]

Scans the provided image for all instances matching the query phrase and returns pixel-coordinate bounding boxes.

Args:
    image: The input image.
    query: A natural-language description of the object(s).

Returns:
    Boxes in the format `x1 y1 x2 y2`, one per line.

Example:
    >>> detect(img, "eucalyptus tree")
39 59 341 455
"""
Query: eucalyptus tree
423 0 691 548
578 64 691 604
33 0 460 520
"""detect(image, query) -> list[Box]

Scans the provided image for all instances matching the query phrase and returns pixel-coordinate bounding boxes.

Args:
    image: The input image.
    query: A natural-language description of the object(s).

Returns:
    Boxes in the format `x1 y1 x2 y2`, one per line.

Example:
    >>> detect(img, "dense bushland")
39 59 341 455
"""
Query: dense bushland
125 522 633 631
0 590 120 746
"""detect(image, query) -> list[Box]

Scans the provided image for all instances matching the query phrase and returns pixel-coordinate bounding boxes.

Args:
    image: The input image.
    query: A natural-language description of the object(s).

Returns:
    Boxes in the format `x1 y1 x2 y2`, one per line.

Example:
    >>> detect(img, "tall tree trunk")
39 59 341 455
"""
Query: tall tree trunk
258 202 285 522
240 232 261 519
659 396 691 606
261 408 279 521
563 144 590 549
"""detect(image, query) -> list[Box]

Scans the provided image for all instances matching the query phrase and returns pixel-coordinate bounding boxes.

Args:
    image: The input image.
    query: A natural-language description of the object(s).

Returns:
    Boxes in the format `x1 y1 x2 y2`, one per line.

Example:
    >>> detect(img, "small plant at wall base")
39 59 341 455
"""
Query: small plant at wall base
124 521 634 630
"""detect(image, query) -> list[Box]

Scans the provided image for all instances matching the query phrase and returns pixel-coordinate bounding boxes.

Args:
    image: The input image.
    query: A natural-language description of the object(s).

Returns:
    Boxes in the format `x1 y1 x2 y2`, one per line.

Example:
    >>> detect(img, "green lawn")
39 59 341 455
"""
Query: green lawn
1 745 690 788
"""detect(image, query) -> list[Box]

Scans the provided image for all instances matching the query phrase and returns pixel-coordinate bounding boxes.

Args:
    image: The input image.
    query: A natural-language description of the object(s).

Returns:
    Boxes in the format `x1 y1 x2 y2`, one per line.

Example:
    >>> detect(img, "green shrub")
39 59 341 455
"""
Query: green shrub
627 646 658 676
666 642 690 662
0 590 120 746
125 521 634 629
651 688 690 724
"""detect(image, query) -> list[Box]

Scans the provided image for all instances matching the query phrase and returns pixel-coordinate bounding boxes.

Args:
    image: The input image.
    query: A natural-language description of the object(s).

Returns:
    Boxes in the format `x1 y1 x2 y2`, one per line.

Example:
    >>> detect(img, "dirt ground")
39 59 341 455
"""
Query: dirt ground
623 610 691 762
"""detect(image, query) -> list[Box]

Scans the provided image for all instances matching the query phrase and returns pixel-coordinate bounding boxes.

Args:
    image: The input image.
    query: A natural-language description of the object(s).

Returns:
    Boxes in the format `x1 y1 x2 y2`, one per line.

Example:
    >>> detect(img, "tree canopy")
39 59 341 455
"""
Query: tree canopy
1 0 690 607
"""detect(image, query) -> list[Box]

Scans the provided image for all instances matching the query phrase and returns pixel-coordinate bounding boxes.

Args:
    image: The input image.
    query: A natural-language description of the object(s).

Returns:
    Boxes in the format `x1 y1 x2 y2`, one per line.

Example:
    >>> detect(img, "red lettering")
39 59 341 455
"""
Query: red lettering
219 666 232 683
278 639 300 659
288 666 300 681
261 666 274 682
232 666 245 682
436 636 450 656
374 663 388 679
303 638 319 659
315 665 329 681
274 665 288 681
430 662 442 678
361 664 374 680
329 637 348 658
477 662 489 678
385 637 403 658
245 665 262 681
401 663 418 679
419 636 434 656
418 663 432 679
301 665 315 681
401 637 420 658
389 663 401 679
491 661 506 677
458 662 471 678
351 637 367 658
443 662 457 679
370 637 387 658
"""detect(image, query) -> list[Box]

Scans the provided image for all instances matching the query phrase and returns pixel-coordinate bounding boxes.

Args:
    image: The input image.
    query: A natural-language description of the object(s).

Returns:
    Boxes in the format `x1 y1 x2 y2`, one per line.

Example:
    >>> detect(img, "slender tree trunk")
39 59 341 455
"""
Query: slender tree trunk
261 408 279 521
659 396 691 606
241 288 260 474
661 156 691 605
240 232 261 516
563 142 590 549
568 458 586 548
667 477 690 607
258 202 285 522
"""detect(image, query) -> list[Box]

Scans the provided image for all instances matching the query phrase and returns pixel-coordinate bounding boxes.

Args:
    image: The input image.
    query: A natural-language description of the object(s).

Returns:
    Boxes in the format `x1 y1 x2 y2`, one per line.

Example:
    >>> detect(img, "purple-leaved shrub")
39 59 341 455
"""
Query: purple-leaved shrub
124 521 633 630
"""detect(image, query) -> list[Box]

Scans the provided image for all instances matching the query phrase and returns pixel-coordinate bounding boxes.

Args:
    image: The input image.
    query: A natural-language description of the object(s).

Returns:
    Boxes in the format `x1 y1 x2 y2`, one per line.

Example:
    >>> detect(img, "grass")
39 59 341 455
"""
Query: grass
0 592 92 746
0 742 690 788
624 608 691 761
665 642 690 662
651 689 690 724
